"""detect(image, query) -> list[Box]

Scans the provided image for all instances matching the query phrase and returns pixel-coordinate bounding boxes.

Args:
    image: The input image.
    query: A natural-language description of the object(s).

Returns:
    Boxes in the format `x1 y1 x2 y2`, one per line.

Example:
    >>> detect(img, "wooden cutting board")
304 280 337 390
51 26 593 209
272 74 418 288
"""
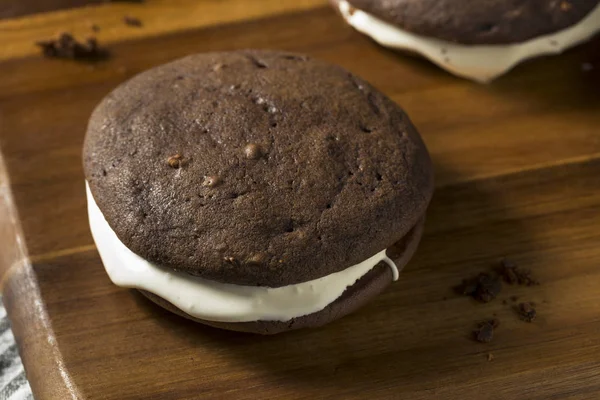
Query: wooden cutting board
1 1 600 399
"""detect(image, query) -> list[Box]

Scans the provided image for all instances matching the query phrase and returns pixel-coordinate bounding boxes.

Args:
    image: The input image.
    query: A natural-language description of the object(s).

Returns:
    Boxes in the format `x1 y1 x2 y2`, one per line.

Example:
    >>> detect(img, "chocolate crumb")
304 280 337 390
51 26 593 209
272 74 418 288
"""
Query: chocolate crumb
167 154 183 168
124 15 143 27
518 302 537 322
498 258 539 286
90 23 100 32
244 143 263 160
502 299 507 305
36 32 107 62
457 273 502 303
510 295 519 302
348 5 356 16
202 175 222 188
474 319 499 343
487 353 494 361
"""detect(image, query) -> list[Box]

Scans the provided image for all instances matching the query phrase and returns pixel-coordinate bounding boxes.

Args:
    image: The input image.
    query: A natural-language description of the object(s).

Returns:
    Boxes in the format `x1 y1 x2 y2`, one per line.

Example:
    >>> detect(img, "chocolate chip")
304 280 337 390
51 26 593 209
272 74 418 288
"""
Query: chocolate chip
244 143 263 160
247 55 267 69
246 253 267 267
223 256 240 268
212 63 225 72
518 303 537 322
167 154 183 168
202 175 221 188
359 123 373 133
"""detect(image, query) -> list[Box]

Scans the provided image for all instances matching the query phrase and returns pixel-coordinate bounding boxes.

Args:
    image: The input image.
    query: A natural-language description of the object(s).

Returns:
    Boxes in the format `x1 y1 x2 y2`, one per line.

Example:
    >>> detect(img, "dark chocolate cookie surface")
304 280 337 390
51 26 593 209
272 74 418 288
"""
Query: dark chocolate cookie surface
344 0 599 44
83 50 433 287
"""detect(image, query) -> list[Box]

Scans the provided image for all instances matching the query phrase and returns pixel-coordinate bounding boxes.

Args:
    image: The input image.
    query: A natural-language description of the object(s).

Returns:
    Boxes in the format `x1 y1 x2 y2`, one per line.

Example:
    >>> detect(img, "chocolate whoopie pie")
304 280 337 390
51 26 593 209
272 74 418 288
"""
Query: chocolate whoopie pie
331 0 600 81
83 50 434 334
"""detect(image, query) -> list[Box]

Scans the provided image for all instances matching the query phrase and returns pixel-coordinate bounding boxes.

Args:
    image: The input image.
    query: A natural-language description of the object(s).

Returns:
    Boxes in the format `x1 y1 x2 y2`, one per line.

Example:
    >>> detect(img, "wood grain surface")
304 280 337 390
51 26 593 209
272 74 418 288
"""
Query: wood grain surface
1 0 600 398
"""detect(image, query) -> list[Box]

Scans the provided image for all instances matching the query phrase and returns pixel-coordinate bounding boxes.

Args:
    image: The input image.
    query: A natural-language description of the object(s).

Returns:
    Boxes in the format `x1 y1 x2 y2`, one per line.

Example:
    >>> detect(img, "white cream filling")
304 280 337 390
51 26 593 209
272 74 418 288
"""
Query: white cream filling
339 0 600 82
86 183 398 322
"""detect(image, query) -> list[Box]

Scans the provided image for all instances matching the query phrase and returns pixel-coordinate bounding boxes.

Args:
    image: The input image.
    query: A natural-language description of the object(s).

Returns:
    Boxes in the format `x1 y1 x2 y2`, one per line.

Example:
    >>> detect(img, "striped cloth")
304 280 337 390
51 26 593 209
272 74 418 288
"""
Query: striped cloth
0 300 32 400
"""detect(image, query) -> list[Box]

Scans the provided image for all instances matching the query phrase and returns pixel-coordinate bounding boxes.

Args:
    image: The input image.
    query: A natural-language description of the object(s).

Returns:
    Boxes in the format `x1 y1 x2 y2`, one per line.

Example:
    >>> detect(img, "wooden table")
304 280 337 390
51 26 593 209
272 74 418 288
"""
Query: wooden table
1 1 600 399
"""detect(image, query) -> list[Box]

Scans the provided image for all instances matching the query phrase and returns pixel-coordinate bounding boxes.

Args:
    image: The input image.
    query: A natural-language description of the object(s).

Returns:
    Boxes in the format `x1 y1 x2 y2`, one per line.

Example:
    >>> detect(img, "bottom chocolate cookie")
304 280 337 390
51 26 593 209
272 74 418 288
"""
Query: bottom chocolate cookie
139 219 425 334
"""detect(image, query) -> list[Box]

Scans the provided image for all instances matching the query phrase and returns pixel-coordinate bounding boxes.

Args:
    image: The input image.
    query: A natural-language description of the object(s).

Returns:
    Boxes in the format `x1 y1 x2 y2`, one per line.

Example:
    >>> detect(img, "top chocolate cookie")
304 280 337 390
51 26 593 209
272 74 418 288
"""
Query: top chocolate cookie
83 50 433 287
345 0 600 44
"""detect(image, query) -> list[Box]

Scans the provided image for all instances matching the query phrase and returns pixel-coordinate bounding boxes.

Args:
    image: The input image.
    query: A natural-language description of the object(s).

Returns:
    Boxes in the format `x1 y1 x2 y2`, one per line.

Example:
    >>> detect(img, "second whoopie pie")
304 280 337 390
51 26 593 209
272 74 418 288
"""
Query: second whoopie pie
332 0 600 81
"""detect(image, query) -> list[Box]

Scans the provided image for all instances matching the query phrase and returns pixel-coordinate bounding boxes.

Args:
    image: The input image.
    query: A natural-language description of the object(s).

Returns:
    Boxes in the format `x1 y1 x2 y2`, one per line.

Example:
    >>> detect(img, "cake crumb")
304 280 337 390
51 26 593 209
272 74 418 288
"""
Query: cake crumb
124 15 143 27
36 32 107 61
456 273 502 303
518 302 537 322
474 319 499 343
498 258 539 286
487 353 494 361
